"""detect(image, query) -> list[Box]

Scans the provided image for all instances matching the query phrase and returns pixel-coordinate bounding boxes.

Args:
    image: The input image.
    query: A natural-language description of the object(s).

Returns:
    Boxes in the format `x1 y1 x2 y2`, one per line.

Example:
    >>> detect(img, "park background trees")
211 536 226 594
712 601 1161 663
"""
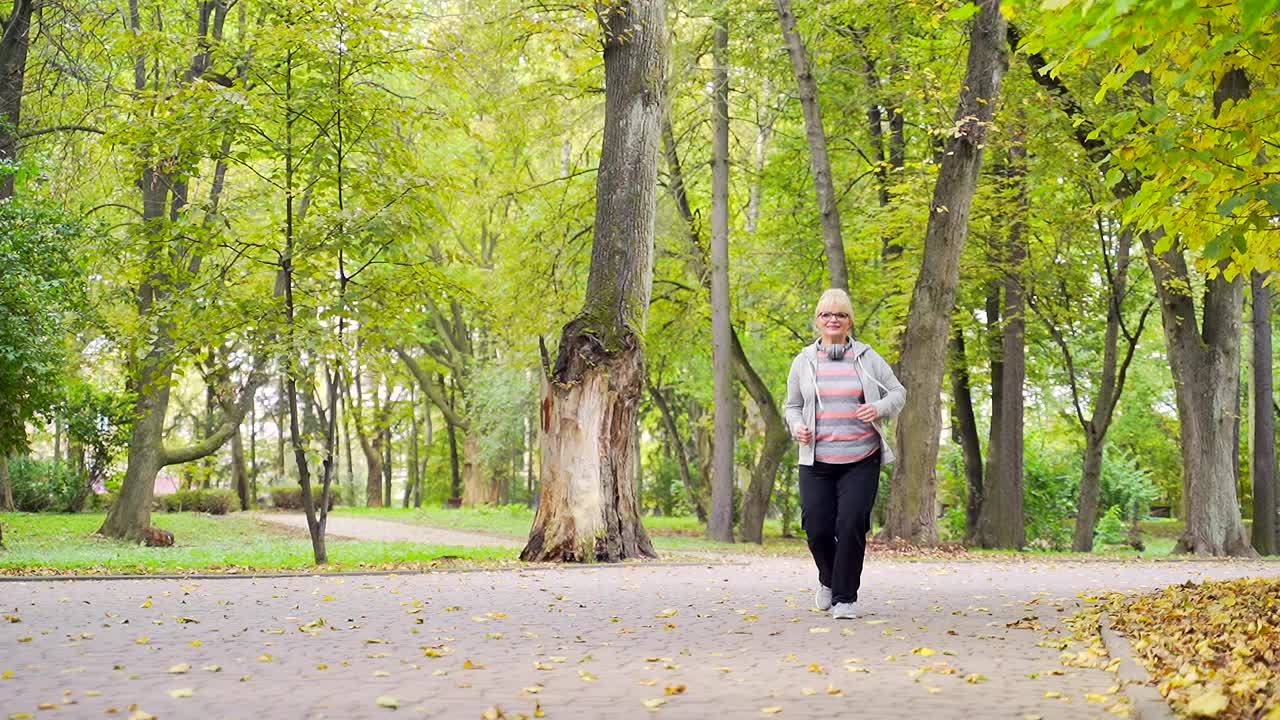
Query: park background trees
1 0 1276 559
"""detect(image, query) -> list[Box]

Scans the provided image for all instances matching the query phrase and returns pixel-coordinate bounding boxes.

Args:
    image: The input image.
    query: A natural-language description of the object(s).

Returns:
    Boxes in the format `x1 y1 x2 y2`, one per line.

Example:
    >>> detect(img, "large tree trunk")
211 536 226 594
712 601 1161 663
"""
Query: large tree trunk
522 0 664 563
461 434 496 506
707 15 734 543
884 0 1006 544
976 140 1027 550
1251 272 1276 555
0 0 33 201
1144 69 1256 557
948 328 983 542
776 0 848 291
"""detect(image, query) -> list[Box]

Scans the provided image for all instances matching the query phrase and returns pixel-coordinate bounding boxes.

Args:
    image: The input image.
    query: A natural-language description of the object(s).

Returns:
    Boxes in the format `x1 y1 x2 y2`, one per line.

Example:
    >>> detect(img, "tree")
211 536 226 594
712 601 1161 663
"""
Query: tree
975 138 1028 550
884 0 1007 544
707 11 734 544
521 0 666 563
1029 0 1279 556
775 0 848 291
0 0 33 200
1250 274 1276 555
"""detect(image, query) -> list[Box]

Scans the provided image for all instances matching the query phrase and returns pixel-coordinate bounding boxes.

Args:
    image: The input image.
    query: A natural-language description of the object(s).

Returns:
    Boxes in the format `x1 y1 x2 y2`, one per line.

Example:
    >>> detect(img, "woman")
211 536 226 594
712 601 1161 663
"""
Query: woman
783 288 905 619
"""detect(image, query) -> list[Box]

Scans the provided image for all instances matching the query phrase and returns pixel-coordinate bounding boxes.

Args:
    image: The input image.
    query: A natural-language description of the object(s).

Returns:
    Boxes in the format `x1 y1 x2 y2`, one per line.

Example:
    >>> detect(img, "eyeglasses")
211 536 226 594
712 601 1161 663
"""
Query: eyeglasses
818 312 850 321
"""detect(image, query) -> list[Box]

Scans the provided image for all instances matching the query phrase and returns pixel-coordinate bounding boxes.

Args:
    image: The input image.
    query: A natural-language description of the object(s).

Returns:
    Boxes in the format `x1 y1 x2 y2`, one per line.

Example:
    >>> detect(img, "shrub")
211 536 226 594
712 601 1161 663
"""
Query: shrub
156 488 238 515
1094 505 1128 546
7 457 85 512
1022 442 1078 549
269 486 333 511
270 486 303 510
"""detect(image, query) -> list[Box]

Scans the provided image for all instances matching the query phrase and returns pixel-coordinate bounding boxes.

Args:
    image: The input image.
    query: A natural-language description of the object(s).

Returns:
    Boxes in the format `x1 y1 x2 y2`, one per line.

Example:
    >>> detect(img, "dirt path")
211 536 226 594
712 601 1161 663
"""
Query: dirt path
249 511 523 549
4 557 1277 718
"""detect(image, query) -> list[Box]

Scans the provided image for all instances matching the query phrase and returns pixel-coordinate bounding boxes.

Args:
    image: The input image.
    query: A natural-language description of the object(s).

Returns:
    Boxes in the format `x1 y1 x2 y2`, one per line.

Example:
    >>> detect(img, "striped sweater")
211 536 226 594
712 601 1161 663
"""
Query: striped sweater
813 349 880 463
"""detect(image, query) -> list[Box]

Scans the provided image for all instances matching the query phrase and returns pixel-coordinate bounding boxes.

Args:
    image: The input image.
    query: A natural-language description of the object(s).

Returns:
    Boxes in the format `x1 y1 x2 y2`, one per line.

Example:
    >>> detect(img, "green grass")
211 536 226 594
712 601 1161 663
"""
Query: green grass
0 512 516 575
333 505 812 555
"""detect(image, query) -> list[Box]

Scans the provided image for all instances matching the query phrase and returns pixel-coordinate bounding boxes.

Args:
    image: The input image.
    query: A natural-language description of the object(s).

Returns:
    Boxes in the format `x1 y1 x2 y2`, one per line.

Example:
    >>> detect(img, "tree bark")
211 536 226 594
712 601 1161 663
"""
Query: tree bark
1250 271 1276 555
948 328 983 542
776 0 848 291
406 385 420 509
522 0 664 562
707 15 734 543
976 140 1027 550
883 0 1006 544
0 0 33 200
231 423 249 511
461 433 497 506
0 454 13 511
733 333 791 544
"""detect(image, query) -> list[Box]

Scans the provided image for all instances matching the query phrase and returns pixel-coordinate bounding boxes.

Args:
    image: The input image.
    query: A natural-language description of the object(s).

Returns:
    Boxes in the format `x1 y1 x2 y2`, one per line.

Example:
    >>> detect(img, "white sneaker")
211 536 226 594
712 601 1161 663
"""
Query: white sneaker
831 602 857 620
814 584 833 611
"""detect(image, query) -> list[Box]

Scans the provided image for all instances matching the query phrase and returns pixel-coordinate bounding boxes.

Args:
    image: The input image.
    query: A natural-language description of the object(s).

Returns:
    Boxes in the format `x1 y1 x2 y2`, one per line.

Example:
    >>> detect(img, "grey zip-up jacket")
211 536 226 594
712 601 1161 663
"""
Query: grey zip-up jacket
783 340 906 466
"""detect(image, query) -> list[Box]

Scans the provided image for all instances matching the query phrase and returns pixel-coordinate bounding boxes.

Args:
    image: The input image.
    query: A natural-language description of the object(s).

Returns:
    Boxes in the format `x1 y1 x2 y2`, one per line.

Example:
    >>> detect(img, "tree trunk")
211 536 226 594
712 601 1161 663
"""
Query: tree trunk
461 434 492 506
976 140 1027 550
1069 224 1147 552
707 15 734 543
231 423 250 511
1250 271 1276 555
1145 69 1256 557
0 0 34 201
522 0 663 562
948 328 983 542
776 0 848 291
734 333 791 544
406 386 419 509
382 426 392 508
0 454 14 511
884 0 1006 544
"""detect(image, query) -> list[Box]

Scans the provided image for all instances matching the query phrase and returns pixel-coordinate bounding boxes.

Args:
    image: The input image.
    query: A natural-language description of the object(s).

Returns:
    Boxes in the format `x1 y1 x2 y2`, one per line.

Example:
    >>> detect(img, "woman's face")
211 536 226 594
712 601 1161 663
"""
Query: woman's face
816 305 851 342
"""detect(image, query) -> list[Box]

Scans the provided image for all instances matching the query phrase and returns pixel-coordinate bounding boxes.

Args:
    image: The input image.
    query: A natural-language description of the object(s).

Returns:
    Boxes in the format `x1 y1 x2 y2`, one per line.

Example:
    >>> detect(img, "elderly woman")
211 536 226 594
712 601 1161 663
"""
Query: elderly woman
783 288 905 619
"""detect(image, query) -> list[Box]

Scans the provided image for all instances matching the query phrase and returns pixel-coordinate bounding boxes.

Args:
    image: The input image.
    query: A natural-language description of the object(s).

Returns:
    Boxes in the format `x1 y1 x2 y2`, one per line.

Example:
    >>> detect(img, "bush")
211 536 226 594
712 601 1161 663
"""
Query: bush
1022 441 1078 550
7 457 85 512
1094 505 1128 546
156 488 238 515
269 486 333 511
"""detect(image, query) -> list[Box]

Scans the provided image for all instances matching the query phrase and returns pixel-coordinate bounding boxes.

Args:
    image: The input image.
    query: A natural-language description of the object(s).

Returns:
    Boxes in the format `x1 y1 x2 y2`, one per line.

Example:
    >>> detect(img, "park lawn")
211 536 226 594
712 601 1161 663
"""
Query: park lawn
0 512 516 575
332 505 814 556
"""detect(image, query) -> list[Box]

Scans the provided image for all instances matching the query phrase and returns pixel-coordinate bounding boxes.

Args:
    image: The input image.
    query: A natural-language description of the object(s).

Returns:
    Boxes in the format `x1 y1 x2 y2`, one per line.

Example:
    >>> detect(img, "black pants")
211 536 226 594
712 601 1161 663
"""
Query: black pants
799 454 880 604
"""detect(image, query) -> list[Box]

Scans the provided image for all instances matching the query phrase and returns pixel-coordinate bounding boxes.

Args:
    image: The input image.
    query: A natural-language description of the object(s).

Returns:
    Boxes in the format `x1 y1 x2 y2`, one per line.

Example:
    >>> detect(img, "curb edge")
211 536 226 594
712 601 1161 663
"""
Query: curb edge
1098 610 1177 720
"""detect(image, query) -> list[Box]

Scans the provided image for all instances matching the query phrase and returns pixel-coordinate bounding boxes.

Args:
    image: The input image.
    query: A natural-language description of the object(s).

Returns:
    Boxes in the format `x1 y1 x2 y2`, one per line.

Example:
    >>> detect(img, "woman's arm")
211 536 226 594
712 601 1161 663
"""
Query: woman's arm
782 355 805 434
867 350 906 420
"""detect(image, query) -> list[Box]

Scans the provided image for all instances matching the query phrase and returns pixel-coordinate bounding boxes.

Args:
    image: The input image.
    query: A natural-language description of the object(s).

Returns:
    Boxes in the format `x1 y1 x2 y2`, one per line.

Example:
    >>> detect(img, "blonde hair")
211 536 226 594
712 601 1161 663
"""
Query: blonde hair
812 288 855 336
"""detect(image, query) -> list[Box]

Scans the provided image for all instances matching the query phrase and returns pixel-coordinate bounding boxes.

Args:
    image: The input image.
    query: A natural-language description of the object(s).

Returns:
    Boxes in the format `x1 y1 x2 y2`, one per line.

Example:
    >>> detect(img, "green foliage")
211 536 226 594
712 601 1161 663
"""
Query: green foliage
0 512 514 572
468 365 536 466
5 458 84 513
1099 448 1160 522
0 196 84 456
57 382 134 489
156 488 238 515
269 486 334 511
1022 441 1079 549
1093 505 1128 547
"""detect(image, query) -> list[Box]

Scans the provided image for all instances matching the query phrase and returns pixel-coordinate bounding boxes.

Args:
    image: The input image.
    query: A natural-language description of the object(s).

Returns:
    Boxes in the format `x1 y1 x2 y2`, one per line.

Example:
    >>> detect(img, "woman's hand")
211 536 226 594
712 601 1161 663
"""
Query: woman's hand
793 425 813 444
853 404 879 422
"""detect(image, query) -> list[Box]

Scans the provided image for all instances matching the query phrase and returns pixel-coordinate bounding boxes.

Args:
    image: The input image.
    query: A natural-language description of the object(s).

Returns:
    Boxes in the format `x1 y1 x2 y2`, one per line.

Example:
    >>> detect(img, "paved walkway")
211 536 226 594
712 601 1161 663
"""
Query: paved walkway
3 558 1277 719
249 512 524 549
